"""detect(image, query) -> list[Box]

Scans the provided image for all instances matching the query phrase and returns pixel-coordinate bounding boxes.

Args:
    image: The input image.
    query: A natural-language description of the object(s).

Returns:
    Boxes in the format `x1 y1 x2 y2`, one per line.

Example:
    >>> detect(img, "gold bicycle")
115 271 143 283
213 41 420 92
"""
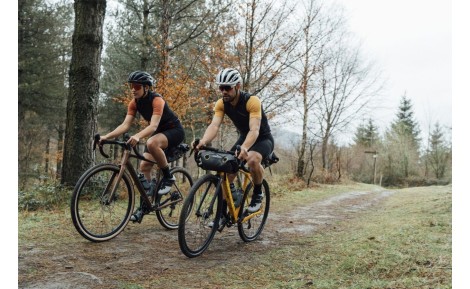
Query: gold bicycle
177 141 278 257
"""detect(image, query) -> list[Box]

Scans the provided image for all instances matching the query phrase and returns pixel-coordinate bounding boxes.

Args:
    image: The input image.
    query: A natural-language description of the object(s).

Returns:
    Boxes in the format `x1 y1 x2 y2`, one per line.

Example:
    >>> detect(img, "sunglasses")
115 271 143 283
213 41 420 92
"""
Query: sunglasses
129 83 143 90
219 85 234 92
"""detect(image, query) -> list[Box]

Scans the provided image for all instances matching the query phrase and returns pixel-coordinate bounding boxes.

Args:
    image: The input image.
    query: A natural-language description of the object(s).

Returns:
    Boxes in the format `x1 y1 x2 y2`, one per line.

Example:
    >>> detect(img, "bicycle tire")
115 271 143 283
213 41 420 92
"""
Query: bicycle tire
70 163 134 242
178 174 222 258
237 179 270 242
155 167 193 229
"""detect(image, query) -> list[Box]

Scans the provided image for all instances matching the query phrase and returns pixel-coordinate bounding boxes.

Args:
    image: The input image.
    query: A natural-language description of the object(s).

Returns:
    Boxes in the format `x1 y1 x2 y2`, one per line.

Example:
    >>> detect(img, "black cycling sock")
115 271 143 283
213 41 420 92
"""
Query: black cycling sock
161 165 172 179
253 183 262 195
222 200 228 214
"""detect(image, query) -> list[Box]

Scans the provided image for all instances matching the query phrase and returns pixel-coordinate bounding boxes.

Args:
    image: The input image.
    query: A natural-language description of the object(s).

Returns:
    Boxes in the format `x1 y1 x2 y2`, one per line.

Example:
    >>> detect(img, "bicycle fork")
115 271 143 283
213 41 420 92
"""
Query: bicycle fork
102 150 132 205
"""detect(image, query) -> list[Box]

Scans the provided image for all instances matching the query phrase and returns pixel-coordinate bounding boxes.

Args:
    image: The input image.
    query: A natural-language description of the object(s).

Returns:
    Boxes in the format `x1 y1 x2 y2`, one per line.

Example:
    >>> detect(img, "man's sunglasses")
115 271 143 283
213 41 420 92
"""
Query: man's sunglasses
219 85 234 92
129 83 143 90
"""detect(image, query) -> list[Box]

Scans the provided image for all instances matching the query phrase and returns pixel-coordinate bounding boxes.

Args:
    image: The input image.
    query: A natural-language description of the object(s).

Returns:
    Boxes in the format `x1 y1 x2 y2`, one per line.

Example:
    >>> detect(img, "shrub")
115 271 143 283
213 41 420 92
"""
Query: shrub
381 175 451 188
18 181 70 211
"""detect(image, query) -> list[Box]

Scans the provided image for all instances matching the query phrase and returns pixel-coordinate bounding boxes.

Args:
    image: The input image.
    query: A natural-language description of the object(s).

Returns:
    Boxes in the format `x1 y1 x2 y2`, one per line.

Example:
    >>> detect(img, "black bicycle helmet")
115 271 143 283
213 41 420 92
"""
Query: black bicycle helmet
215 68 242 86
127 71 156 87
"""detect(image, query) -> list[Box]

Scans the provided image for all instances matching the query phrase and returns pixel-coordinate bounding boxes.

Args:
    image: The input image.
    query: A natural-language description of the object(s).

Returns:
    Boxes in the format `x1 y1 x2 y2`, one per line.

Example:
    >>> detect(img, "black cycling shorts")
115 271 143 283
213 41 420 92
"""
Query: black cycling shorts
144 124 185 153
230 133 274 160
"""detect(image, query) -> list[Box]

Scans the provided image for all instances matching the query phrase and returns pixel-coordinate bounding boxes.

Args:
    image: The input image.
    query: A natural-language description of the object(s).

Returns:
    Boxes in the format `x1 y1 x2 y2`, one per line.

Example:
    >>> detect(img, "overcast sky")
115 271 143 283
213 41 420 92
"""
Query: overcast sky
333 0 451 139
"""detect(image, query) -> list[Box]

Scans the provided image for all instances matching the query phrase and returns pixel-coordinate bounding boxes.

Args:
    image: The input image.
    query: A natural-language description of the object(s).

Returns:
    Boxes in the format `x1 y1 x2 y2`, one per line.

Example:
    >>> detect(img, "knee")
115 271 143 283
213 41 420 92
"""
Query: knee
246 155 262 169
147 138 163 151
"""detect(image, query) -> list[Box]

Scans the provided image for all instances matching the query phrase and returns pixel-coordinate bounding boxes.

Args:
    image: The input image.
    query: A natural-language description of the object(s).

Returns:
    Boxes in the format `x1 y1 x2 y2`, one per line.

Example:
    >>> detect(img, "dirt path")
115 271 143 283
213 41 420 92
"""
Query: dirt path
19 188 393 289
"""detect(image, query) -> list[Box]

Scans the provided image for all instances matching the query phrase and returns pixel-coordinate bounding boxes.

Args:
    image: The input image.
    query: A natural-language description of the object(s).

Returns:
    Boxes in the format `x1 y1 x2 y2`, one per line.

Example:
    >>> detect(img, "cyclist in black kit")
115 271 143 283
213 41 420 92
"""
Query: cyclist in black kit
99 71 185 222
195 68 274 220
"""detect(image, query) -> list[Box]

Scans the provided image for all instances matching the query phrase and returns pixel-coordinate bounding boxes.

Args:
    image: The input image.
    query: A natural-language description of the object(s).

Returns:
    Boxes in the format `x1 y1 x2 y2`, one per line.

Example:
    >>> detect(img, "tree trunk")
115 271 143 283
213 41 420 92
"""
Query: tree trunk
321 133 329 170
45 138 50 175
306 141 316 187
296 61 309 178
336 148 341 181
158 0 171 86
61 0 106 186
56 125 64 179
140 0 150 71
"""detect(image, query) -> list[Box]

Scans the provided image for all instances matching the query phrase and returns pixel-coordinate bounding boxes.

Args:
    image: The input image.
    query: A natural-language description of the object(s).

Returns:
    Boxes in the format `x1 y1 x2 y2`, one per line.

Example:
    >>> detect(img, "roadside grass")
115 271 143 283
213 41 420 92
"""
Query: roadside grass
18 206 77 247
240 185 452 288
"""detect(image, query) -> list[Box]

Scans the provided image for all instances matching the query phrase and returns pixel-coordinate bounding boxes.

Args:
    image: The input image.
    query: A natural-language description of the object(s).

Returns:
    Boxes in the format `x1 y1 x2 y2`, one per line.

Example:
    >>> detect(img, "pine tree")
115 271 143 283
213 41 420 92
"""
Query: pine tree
383 94 422 182
18 0 73 188
427 122 451 179
354 118 379 148
391 94 421 148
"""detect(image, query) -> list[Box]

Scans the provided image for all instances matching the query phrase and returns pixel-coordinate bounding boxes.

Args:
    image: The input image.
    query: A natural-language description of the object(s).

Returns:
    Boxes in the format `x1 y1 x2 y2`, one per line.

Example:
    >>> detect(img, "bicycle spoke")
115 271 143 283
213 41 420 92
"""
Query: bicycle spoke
156 167 193 230
178 174 220 258
238 180 270 242
71 164 133 242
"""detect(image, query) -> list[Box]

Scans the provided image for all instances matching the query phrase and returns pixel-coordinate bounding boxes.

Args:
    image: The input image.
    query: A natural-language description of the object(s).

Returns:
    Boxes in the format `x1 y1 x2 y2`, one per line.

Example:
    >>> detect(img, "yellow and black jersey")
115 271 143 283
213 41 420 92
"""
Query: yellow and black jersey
214 91 271 137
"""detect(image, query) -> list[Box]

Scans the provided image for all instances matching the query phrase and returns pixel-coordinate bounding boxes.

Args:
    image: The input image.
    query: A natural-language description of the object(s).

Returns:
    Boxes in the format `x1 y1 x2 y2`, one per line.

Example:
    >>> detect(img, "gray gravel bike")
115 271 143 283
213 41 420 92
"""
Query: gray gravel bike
71 134 193 242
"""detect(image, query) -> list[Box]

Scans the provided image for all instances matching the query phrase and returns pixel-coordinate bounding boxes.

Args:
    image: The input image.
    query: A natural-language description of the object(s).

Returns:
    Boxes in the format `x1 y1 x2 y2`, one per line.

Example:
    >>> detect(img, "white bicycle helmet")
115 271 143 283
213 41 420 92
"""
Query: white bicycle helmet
215 68 242 86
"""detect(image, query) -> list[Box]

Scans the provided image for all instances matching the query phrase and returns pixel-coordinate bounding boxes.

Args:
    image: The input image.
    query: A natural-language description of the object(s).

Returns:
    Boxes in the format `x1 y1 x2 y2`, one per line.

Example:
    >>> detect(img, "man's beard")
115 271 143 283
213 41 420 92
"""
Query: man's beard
222 89 237 103
222 95 235 103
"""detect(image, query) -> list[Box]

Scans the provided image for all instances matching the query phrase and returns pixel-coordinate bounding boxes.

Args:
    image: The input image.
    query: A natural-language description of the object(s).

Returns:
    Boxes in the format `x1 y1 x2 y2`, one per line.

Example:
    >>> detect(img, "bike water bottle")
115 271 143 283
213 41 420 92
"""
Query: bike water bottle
138 173 150 191
230 183 243 208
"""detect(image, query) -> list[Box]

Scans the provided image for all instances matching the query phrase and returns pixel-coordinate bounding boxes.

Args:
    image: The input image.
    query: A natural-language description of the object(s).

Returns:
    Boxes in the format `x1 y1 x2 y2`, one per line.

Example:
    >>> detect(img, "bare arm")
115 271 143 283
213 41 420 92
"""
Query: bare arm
101 115 134 141
238 95 262 156
196 115 223 149
127 114 161 147
240 117 261 153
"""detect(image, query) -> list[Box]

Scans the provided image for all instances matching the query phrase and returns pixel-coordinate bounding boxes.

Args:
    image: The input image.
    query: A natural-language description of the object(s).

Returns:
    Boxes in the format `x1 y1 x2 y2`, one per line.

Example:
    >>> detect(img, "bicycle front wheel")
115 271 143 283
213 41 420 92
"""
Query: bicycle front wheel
155 167 193 229
178 174 222 258
237 179 270 242
70 163 134 242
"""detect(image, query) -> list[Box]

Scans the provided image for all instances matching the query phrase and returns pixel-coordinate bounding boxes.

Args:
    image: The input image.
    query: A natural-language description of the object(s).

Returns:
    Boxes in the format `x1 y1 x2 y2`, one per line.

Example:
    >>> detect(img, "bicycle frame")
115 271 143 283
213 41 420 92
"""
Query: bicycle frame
219 169 264 224
100 137 185 212
102 146 151 208
71 133 194 242
178 142 277 256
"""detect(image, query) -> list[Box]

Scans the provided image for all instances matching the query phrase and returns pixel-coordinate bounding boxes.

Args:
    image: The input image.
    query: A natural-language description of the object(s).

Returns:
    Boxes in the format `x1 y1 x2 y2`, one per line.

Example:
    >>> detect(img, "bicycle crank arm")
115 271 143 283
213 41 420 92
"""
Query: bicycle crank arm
153 199 183 211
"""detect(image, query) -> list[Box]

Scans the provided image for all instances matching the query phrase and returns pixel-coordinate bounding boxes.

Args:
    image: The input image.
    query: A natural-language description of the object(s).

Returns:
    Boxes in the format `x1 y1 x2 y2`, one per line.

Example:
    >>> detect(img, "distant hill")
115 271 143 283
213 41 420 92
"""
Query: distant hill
271 127 301 149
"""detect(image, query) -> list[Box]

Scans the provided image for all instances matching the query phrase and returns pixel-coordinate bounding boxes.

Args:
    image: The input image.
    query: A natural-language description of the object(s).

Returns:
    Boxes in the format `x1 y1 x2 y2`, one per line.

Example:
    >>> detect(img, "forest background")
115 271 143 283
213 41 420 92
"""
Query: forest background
18 0 452 199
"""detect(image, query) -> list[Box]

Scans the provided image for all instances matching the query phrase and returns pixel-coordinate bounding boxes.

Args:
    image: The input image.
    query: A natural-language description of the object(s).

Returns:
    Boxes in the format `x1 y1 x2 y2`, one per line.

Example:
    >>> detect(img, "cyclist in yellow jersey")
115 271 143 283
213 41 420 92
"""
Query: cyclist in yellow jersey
195 68 275 219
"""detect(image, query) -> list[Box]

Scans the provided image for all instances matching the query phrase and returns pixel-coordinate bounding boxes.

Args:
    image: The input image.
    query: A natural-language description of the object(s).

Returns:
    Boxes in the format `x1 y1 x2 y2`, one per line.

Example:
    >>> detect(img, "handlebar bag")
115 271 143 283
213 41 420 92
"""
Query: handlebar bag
198 151 239 173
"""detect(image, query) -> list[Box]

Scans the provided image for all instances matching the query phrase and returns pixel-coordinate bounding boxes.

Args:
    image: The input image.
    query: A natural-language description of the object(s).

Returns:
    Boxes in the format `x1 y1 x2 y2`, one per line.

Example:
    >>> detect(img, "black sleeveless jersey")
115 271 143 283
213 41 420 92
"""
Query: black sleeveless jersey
223 91 271 137
135 92 180 131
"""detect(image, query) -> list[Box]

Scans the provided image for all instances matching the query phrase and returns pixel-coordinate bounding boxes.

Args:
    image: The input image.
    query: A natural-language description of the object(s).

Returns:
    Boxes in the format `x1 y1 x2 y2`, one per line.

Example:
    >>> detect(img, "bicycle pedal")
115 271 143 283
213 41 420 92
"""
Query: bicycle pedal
131 218 142 224
130 214 144 224
217 224 226 233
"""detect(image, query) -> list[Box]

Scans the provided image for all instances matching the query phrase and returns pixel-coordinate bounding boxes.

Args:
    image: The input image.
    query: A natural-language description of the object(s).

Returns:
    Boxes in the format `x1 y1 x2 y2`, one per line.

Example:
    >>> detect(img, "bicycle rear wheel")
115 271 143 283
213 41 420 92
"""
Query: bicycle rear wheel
237 179 270 242
178 174 222 258
70 163 134 242
155 167 193 229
